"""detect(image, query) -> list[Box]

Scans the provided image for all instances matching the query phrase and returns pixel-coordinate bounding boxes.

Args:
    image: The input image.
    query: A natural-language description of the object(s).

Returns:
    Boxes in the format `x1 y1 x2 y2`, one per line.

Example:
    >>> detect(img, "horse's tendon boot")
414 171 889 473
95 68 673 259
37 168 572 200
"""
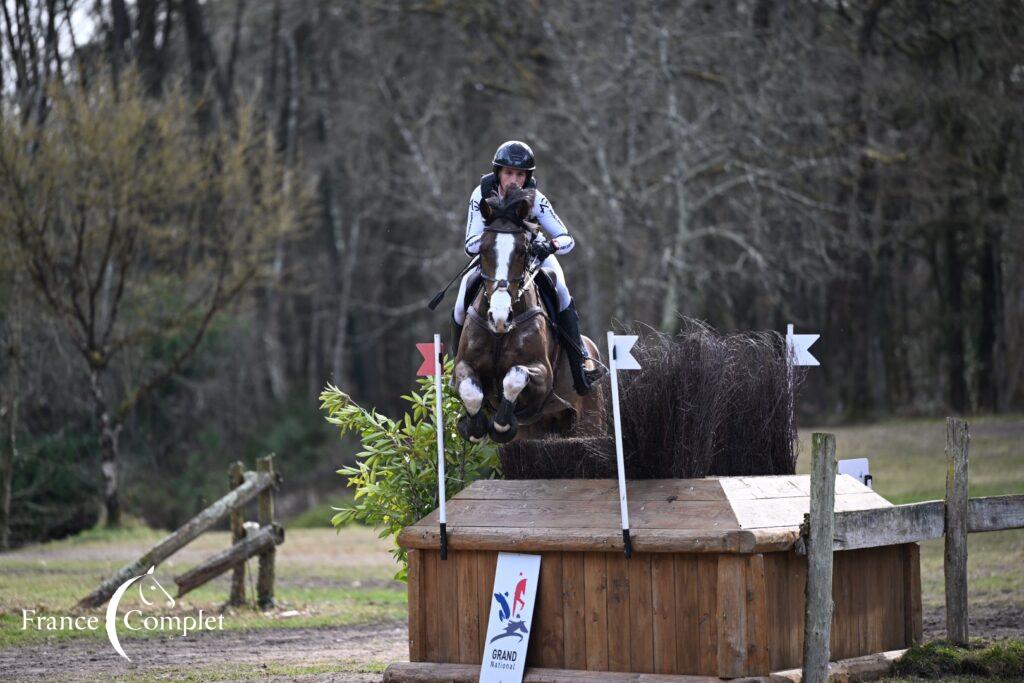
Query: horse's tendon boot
489 399 518 443
457 410 489 442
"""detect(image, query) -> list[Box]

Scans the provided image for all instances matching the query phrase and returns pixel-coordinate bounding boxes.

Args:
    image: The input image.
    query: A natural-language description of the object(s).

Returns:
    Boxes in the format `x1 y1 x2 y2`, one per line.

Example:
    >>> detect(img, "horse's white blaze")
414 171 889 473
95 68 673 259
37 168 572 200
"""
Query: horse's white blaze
489 233 515 330
502 366 529 402
458 378 483 415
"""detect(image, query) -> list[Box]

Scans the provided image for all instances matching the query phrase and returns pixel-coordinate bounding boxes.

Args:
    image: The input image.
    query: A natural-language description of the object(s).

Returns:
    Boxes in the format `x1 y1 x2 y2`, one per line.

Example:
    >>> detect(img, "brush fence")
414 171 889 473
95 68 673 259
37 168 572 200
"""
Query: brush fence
388 475 920 681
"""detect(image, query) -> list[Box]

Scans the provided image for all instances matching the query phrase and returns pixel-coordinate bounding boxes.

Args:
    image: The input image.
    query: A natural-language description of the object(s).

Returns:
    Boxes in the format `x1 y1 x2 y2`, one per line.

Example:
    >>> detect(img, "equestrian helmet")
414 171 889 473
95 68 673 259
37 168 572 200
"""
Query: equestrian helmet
492 140 536 182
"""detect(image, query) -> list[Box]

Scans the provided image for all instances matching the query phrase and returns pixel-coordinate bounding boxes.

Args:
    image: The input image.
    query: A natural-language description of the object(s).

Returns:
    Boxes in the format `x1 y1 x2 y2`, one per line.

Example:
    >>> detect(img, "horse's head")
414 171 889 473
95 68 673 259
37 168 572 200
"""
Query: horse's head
478 185 537 333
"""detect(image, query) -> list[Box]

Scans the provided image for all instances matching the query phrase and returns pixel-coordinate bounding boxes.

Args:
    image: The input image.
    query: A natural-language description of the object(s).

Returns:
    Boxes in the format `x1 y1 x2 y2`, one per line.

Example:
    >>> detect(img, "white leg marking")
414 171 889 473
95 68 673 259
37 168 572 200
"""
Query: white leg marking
502 366 530 402
458 378 483 415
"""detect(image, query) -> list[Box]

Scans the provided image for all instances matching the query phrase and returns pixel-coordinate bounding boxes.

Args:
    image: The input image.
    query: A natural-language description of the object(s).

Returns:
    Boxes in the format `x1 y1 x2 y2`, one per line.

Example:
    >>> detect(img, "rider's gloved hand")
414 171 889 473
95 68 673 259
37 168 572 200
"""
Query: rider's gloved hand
528 239 558 260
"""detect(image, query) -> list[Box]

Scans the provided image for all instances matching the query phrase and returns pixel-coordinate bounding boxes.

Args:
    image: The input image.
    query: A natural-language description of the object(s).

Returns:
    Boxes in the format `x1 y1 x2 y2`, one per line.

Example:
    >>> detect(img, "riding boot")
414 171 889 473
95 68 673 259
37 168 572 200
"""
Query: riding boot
556 299 604 395
449 314 463 362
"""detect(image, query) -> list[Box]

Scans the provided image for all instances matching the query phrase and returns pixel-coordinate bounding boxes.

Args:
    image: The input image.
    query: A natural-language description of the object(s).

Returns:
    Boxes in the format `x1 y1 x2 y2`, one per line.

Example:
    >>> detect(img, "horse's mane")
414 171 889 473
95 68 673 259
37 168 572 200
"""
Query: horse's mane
488 185 535 211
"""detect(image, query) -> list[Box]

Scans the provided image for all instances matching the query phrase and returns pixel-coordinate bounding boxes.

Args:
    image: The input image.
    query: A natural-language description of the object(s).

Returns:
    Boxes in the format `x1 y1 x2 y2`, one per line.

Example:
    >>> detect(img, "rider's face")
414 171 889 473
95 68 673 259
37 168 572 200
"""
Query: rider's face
498 166 528 193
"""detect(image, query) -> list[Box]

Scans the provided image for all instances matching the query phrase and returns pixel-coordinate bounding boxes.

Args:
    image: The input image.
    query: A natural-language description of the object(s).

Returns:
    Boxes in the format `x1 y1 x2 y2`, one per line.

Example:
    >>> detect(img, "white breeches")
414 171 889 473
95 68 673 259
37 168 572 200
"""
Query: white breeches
453 255 571 325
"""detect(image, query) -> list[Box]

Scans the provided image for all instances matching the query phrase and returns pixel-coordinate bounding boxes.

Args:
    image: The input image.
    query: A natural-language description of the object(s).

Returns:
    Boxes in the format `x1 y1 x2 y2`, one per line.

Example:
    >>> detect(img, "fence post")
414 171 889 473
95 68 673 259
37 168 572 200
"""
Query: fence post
257 455 276 609
945 417 970 645
803 432 837 683
227 461 247 606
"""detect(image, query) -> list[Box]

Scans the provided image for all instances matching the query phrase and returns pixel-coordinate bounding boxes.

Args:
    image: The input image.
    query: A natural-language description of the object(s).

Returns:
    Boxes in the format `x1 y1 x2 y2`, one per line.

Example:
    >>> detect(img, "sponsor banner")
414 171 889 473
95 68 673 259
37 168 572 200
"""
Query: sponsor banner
480 552 541 683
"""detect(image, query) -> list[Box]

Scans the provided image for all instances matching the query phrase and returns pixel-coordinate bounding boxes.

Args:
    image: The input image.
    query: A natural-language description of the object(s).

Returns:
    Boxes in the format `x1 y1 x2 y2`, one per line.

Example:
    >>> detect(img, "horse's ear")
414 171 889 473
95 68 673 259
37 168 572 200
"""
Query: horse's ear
515 198 530 221
480 197 494 224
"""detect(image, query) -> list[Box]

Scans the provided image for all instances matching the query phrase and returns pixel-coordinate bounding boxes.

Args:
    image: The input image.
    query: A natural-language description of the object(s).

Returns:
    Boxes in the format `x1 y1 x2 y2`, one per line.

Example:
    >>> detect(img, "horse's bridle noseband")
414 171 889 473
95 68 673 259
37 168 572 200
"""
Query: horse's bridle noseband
478 197 542 332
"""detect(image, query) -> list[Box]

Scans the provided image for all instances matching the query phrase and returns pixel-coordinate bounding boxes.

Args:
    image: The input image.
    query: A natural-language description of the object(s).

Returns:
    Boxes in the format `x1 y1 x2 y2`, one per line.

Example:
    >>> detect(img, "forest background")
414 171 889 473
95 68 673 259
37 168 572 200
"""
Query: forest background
1 0 1021 547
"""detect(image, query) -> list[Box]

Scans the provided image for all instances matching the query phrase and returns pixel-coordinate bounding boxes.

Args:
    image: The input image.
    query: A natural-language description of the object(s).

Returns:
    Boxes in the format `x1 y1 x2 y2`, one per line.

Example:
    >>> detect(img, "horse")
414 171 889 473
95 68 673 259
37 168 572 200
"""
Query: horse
451 185 605 444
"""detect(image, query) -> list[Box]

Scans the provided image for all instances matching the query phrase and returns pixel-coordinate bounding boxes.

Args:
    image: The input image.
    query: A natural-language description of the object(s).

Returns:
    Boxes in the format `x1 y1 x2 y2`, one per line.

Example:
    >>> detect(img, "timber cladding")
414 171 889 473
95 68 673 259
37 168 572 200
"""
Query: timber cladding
407 545 919 677
400 476 921 678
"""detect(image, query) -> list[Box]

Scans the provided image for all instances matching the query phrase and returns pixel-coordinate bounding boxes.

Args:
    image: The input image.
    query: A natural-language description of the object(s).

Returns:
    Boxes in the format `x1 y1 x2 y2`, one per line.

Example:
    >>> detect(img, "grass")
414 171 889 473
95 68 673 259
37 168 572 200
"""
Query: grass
0 525 404 648
887 639 1024 680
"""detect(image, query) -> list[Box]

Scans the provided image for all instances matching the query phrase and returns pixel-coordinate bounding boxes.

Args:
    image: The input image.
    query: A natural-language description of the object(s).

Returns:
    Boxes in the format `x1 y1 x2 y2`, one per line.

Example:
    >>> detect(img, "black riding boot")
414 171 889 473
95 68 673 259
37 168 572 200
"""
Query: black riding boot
449 314 463 361
556 299 604 395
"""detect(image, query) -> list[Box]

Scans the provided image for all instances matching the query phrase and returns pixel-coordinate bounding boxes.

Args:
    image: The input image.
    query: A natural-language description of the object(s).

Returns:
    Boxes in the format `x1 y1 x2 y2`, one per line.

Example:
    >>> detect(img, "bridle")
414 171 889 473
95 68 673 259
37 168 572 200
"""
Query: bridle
476 196 542 333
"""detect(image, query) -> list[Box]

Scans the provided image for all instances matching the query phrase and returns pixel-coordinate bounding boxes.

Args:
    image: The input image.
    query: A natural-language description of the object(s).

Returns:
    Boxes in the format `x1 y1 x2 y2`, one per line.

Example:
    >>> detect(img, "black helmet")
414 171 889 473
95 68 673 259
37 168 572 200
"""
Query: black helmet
492 141 536 181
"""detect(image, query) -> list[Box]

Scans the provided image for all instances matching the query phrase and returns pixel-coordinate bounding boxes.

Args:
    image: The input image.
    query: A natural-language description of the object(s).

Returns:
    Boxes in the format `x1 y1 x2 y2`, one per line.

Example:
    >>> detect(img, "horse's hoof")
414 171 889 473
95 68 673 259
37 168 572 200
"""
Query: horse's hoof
489 416 518 444
458 411 489 441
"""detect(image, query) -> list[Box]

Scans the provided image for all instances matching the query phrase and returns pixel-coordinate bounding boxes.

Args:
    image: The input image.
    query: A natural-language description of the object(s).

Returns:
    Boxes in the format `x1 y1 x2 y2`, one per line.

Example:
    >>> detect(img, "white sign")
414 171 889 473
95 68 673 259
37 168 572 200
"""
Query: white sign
838 458 872 488
786 323 820 367
480 553 541 683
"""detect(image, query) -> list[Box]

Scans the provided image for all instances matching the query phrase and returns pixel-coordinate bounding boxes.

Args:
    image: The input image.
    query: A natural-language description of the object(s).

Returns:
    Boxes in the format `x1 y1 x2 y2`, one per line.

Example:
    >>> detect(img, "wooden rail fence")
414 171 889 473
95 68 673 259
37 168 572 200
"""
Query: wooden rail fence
77 455 283 609
798 418 1024 682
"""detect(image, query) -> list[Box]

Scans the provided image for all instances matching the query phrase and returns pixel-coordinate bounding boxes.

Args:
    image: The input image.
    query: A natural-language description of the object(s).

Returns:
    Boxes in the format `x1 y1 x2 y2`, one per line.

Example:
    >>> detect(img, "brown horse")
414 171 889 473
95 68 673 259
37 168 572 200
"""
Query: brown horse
452 186 604 444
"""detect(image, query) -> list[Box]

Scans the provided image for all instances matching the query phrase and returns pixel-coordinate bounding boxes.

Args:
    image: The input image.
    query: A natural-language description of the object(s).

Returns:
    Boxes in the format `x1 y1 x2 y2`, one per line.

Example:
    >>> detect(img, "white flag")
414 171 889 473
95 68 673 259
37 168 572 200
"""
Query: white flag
786 324 820 367
611 334 642 371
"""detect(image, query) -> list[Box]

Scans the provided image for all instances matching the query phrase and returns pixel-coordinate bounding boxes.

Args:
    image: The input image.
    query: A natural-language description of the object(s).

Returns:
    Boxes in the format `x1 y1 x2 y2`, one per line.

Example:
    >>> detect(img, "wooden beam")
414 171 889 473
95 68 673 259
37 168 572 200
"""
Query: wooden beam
944 417 969 645
256 455 277 610
825 501 945 552
227 461 247 607
969 494 1024 532
174 523 284 598
77 469 276 608
802 432 836 683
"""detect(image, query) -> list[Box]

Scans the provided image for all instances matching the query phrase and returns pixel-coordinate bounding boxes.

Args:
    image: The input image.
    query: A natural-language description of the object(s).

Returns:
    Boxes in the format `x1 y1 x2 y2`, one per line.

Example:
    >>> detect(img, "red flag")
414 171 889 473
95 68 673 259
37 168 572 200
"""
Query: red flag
416 342 445 376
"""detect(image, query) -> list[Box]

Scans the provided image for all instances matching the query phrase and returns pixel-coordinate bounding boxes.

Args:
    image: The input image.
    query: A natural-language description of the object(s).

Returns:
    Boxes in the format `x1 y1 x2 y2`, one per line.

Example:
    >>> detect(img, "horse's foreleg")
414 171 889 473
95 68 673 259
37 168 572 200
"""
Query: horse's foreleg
490 365 532 443
454 362 489 441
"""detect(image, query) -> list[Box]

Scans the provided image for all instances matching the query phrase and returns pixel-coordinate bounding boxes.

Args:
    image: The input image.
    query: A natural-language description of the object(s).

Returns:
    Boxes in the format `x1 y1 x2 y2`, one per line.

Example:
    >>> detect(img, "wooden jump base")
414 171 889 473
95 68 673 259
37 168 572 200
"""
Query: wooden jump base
384 648 907 682
393 476 920 680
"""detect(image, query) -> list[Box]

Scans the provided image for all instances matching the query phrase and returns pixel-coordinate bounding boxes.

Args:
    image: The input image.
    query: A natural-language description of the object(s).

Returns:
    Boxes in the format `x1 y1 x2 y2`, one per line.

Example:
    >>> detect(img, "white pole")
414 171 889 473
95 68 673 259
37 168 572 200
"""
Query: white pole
433 333 448 558
606 331 632 557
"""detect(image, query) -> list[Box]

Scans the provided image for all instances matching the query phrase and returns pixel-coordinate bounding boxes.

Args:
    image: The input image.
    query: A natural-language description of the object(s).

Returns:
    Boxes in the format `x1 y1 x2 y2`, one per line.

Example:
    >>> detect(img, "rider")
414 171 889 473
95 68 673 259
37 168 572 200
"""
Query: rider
451 140 603 395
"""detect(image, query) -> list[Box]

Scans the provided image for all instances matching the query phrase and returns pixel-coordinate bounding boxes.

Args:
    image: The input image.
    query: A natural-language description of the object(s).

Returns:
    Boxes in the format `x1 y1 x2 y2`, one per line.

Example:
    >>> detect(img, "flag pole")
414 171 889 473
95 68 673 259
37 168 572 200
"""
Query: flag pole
433 333 448 560
607 331 632 558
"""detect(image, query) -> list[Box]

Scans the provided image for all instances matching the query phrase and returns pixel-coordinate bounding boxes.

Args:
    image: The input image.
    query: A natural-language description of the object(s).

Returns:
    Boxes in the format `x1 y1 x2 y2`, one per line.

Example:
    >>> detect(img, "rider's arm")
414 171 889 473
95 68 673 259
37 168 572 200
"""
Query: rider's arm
533 191 574 256
464 186 485 256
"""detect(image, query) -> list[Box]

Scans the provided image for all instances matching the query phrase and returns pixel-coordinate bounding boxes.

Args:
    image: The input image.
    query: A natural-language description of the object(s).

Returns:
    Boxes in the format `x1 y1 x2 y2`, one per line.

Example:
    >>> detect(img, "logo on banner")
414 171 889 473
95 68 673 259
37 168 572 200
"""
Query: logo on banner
490 573 530 644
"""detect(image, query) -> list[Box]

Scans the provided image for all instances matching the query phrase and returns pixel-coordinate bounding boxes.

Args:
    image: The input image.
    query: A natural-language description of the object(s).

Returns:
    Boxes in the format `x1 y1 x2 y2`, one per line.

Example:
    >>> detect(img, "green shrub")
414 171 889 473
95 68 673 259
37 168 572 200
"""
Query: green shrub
320 361 498 579
890 639 1024 680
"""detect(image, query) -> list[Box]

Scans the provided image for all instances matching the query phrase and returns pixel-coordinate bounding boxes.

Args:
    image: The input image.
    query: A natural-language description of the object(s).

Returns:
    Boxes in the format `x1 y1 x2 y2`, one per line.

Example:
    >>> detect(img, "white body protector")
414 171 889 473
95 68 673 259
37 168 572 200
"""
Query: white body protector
453 185 574 326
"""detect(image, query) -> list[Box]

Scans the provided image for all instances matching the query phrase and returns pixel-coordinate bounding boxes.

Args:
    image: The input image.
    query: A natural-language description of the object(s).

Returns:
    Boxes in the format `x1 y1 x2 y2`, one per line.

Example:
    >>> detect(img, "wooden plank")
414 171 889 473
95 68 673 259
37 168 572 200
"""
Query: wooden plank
584 552 609 671
651 553 677 674
454 479 729 502
606 552 631 672
477 551 497 654
384 660 776 682
716 554 747 677
422 550 440 662
803 432 836 683
945 417 970 646
732 492 890 530
562 551 587 670
227 461 246 607
173 523 283 598
745 554 770 675
411 499 738 531
718 474 867 501
531 552 564 668
629 554 655 673
256 455 277 610
969 494 1024 532
904 543 923 645
455 551 479 664
820 501 945 552
398 525 755 554
438 551 460 663
695 555 718 675
764 551 804 671
407 549 425 662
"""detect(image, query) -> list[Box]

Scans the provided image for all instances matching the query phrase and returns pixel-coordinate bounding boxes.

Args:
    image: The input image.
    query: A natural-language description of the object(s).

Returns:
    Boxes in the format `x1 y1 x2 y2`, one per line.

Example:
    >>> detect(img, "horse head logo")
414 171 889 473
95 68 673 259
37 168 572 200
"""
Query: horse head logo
105 566 174 661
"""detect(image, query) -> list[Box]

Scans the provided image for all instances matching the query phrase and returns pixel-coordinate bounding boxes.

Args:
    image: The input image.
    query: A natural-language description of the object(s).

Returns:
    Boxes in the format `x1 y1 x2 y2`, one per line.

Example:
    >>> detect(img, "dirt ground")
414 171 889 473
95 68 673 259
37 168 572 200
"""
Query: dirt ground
0 621 409 682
